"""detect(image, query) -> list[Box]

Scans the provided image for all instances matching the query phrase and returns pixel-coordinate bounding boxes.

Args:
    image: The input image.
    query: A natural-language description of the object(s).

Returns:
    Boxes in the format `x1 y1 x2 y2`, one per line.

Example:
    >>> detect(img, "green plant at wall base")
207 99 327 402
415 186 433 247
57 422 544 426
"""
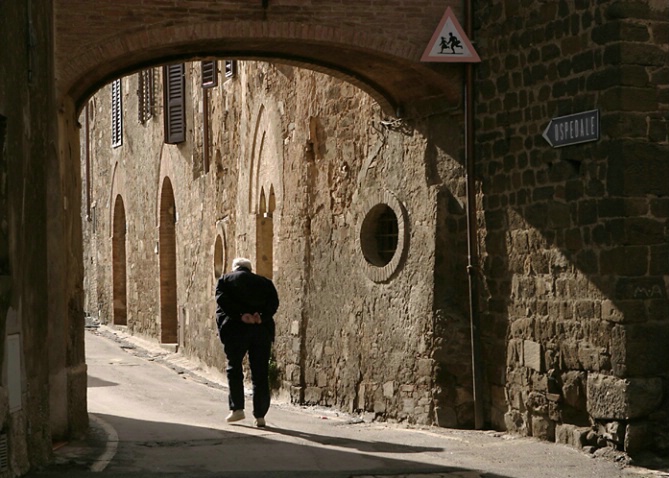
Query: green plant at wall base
268 350 281 390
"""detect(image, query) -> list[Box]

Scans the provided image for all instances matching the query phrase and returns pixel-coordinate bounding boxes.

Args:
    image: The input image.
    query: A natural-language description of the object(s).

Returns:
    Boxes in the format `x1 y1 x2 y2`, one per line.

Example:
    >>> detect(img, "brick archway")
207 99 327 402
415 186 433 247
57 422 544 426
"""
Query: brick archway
55 2 464 117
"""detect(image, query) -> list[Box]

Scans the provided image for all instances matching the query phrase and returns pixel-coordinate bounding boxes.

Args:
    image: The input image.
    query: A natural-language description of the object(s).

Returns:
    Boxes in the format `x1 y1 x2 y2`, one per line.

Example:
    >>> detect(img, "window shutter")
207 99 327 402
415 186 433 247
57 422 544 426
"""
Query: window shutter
163 64 186 144
225 60 237 78
137 69 155 124
201 61 218 88
111 79 122 148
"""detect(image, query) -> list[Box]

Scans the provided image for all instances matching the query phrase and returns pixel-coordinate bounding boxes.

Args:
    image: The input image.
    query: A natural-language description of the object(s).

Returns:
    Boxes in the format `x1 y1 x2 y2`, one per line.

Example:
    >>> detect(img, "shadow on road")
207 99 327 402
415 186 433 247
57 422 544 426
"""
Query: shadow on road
26 412 512 478
260 424 444 454
87 375 118 388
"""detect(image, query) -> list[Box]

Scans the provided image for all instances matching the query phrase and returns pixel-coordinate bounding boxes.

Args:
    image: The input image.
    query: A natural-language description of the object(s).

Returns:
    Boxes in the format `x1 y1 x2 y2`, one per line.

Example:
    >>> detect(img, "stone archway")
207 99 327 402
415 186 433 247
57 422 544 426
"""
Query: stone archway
54 2 464 118
159 177 178 345
50 0 470 450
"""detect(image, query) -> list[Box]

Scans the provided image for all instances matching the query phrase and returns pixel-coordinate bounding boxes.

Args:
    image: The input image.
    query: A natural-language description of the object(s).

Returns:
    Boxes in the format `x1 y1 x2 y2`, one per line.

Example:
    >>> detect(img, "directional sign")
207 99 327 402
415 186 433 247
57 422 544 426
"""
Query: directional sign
542 110 600 148
421 7 480 63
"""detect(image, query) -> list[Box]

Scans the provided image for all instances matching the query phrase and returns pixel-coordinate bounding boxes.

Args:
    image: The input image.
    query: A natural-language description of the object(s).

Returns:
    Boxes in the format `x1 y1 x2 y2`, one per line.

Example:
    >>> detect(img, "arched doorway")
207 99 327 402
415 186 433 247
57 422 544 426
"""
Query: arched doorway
112 195 128 325
256 187 274 279
159 177 178 344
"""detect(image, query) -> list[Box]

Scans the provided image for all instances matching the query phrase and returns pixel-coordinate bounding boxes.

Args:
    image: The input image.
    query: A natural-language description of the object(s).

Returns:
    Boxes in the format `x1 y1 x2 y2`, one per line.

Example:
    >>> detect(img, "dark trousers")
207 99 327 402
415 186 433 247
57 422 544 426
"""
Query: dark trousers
223 324 272 418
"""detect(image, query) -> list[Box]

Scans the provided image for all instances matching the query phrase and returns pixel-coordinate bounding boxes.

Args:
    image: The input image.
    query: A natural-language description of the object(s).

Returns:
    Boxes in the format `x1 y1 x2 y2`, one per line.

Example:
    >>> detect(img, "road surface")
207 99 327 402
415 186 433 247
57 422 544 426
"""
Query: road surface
27 327 667 478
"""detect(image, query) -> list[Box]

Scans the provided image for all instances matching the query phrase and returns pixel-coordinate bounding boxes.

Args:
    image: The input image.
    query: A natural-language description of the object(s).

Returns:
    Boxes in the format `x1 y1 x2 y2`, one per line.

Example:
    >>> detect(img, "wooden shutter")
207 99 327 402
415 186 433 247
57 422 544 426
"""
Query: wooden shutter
225 60 237 78
163 64 185 144
201 61 218 88
111 79 122 148
138 69 155 124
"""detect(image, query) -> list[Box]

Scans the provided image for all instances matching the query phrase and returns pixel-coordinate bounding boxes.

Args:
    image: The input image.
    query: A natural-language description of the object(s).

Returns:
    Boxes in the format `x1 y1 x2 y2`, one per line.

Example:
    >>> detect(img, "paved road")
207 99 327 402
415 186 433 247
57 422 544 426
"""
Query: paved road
27 328 667 478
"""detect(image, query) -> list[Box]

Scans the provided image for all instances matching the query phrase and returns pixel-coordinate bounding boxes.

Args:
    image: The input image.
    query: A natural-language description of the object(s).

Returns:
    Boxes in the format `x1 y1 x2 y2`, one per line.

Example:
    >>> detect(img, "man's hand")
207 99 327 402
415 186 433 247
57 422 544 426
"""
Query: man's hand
241 313 262 324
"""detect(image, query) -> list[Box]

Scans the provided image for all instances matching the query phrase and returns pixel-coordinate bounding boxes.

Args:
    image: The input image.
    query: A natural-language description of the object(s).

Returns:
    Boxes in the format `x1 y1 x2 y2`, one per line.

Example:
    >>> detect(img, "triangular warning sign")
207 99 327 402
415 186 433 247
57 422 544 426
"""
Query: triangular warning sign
421 7 480 63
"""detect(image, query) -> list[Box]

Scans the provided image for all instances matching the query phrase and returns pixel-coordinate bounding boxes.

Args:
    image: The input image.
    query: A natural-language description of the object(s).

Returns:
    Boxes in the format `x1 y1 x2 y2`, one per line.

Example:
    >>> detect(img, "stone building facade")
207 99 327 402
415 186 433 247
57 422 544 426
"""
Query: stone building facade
81 0 669 456
81 60 474 428
475 1 669 453
0 0 667 476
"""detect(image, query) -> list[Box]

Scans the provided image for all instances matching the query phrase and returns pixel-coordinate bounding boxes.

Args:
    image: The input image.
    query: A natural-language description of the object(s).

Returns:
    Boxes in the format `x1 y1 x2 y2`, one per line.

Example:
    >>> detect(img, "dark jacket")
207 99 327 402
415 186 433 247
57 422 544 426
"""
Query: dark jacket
215 267 279 342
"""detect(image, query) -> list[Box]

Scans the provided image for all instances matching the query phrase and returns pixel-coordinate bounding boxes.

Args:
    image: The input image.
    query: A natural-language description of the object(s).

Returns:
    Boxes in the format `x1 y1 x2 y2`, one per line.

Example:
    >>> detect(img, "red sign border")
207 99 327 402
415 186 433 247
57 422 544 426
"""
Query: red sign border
421 6 481 63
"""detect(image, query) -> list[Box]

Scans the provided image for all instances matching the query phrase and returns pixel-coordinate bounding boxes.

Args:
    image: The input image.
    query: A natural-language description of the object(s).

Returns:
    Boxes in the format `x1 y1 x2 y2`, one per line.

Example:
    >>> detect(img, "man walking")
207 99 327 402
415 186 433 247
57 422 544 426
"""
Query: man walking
215 257 279 427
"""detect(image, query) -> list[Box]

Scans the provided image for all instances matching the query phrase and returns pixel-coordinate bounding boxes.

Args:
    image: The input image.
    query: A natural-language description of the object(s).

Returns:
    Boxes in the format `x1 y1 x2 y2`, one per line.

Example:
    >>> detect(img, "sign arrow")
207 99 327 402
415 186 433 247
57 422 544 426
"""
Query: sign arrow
542 110 600 148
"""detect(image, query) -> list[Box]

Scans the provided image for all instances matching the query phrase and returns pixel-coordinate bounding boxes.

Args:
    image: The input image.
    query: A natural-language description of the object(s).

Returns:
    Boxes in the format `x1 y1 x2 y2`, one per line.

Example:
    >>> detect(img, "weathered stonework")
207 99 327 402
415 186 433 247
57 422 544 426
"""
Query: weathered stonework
81 61 472 428
587 373 663 420
476 0 669 455
0 1 667 476
1 1 88 475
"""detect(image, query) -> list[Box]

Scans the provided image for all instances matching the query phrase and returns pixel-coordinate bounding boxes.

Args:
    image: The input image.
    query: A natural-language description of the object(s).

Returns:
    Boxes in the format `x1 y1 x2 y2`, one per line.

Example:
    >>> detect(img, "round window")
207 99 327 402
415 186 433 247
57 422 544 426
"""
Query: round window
356 190 408 283
360 204 399 267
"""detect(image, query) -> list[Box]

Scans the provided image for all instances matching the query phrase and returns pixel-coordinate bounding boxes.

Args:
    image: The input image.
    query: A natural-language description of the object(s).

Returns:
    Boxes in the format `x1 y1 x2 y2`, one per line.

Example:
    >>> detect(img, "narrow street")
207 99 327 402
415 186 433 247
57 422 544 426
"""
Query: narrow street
28 328 664 478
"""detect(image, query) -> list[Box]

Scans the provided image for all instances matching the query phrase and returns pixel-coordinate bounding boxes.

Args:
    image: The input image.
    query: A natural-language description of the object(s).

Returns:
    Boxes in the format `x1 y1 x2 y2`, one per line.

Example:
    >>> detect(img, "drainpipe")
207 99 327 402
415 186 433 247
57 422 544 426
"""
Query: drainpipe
85 103 91 219
464 0 485 430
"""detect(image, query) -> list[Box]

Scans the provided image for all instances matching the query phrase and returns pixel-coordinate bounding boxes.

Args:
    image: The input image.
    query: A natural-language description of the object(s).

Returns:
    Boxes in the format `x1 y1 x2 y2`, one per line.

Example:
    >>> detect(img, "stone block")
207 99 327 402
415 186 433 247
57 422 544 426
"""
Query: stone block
607 143 669 196
531 415 555 441
316 371 328 387
455 386 473 406
416 358 432 377
625 322 669 376
402 398 416 413
562 371 587 410
647 299 669 322
291 337 301 353
573 426 592 447
373 400 386 414
524 339 543 372
400 384 414 393
526 392 548 414
507 383 525 410
604 43 667 67
577 344 603 372
548 397 561 422
504 410 527 435
382 381 394 398
599 246 648 277
544 347 560 370
587 373 663 419
601 300 624 322
561 341 580 370
624 421 651 453
555 423 578 446
597 420 625 445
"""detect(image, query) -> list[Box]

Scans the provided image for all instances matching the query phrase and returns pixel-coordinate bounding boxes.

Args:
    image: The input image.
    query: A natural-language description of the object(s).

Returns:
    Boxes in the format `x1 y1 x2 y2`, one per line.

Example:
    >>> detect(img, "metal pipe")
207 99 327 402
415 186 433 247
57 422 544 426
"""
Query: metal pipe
85 103 91 219
464 0 485 430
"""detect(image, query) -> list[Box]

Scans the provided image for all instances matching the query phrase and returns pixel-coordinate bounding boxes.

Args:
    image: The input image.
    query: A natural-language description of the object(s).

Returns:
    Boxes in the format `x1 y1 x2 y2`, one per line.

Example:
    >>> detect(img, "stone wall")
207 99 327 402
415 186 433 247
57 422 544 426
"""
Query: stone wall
0 0 68 475
82 61 473 427
79 0 669 457
475 0 669 454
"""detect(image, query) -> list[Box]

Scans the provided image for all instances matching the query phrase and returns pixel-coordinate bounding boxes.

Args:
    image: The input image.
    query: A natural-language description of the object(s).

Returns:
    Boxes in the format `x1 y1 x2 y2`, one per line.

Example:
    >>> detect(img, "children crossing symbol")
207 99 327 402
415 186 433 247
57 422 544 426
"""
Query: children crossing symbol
421 7 480 63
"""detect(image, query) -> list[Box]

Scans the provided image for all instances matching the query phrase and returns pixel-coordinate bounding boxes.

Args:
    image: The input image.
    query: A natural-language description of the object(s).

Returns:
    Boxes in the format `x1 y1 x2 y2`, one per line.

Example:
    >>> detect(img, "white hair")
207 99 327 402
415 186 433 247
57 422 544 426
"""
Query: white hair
232 257 253 272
